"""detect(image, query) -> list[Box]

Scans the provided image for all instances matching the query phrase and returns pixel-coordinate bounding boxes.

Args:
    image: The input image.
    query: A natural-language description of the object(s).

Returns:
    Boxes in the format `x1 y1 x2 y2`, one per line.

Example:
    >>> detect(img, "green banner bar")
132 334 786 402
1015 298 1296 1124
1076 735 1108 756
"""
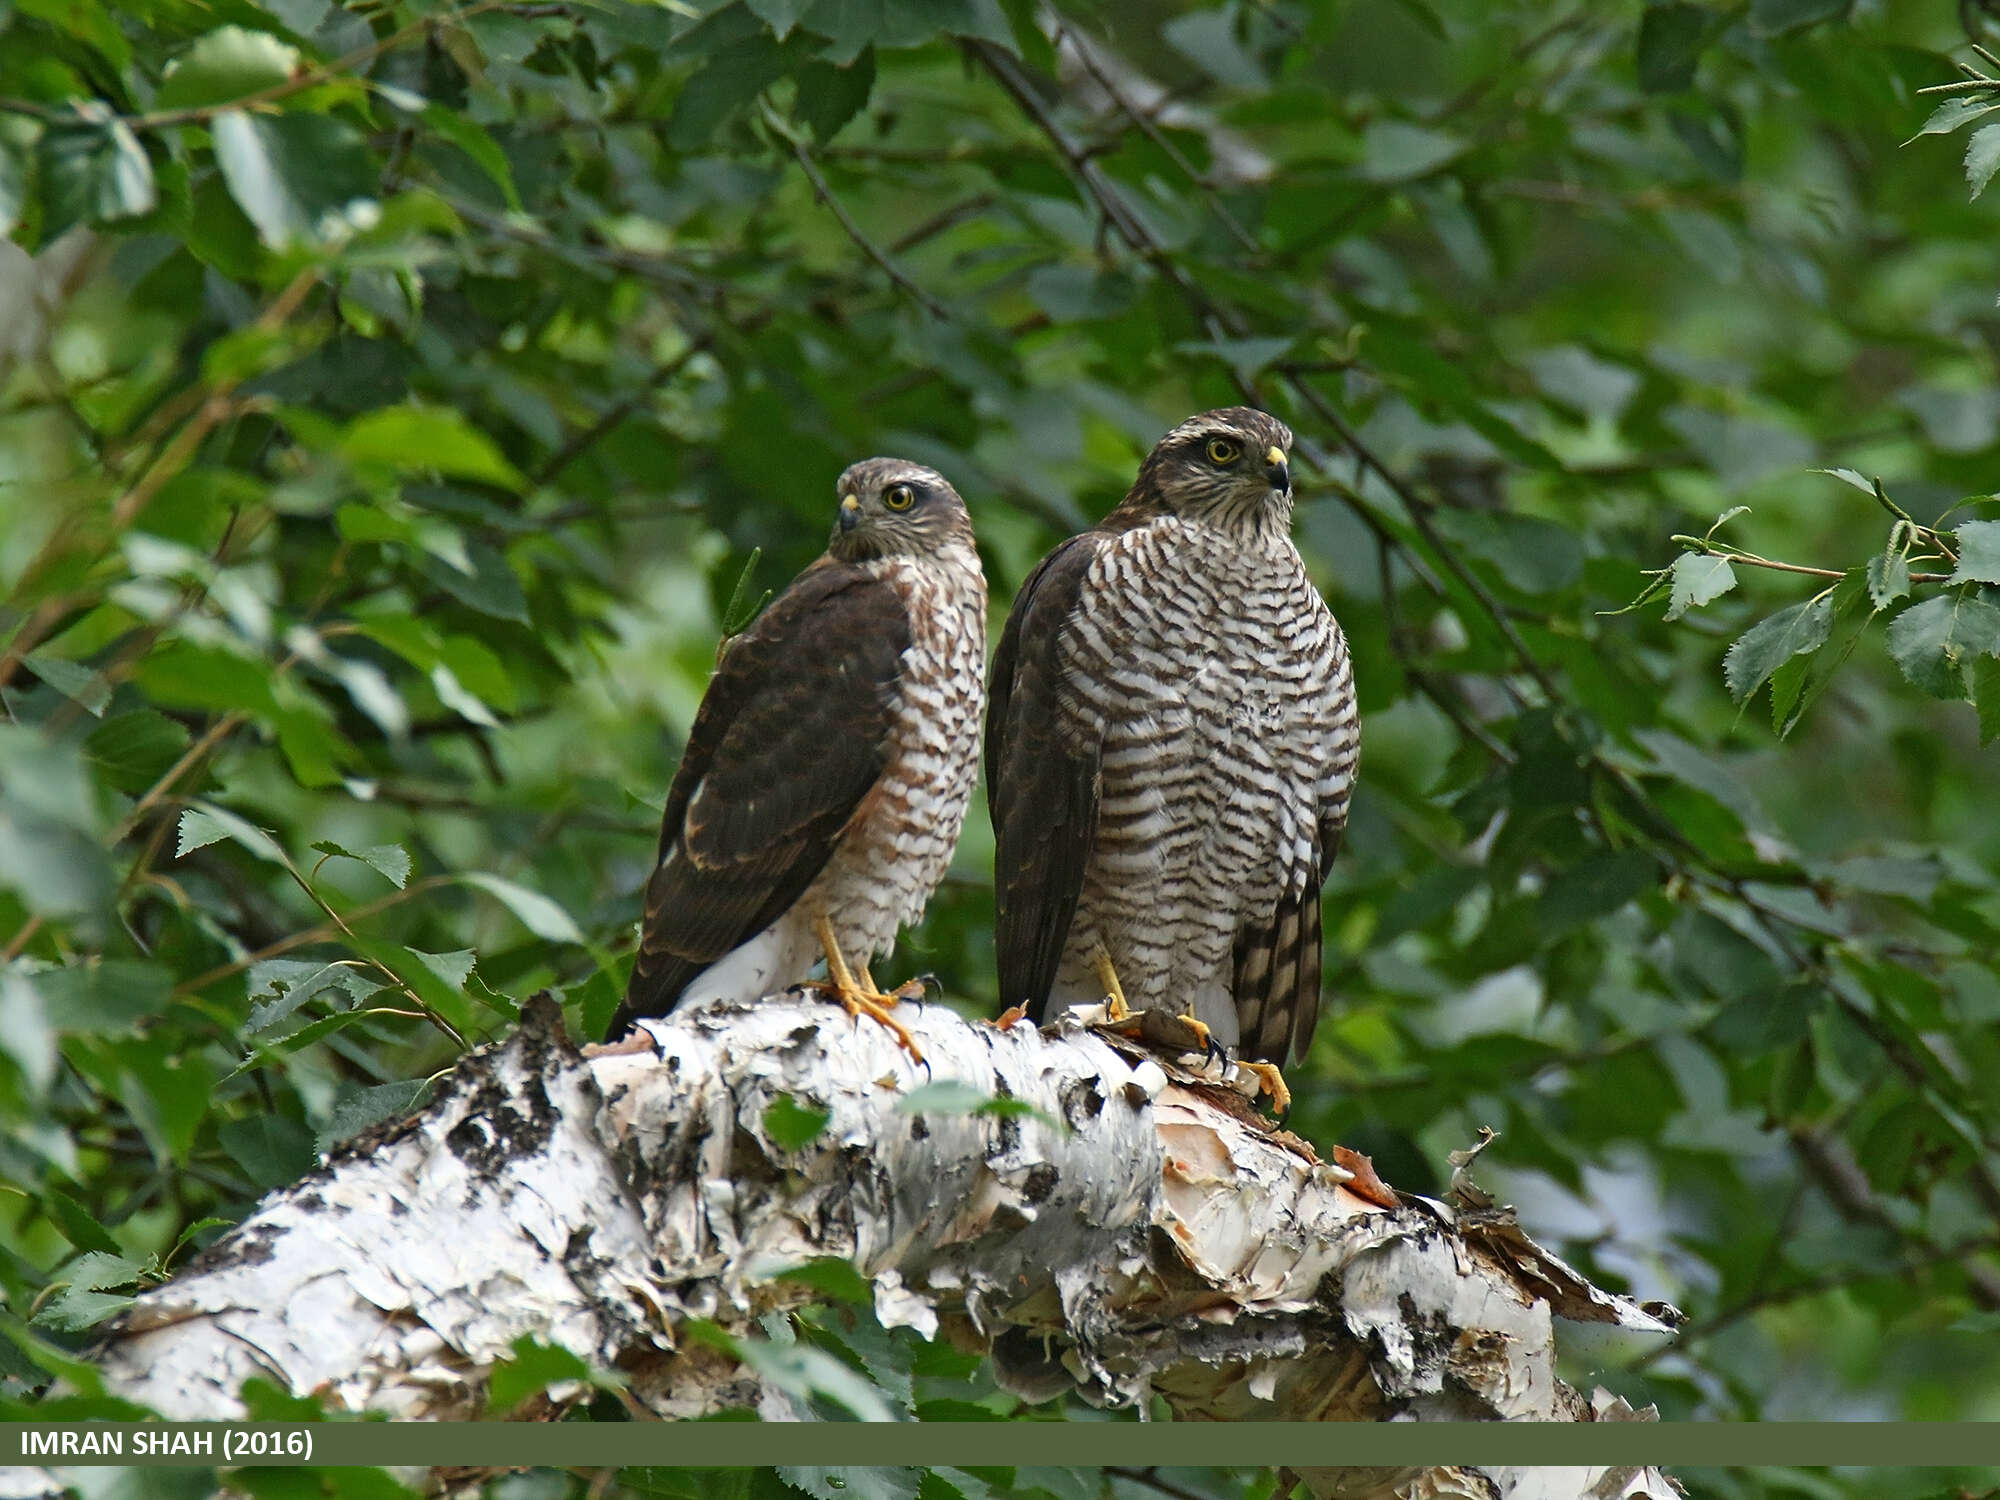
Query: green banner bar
5 1422 2000 1468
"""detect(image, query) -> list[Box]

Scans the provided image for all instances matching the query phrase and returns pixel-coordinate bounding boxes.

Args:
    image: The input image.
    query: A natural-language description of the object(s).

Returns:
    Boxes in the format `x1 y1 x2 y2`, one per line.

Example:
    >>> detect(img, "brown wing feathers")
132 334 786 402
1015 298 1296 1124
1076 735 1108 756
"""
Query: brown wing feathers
985 533 1104 1018
612 561 911 1033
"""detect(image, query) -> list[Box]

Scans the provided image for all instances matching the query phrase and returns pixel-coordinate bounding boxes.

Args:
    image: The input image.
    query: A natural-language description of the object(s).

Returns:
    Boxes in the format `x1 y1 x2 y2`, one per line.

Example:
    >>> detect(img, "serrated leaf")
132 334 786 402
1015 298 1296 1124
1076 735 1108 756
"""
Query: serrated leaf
460 872 583 942
60 1251 146 1293
42 1189 121 1257
1664 553 1737 621
763 1092 832 1150
176 803 287 864
245 957 374 1033
1866 550 1911 609
1911 95 2000 139
311 839 412 889
1968 122 2000 200
316 1077 430 1157
1950 519 2000 586
1722 597 1833 703
33 1286 136 1333
1884 591 2000 700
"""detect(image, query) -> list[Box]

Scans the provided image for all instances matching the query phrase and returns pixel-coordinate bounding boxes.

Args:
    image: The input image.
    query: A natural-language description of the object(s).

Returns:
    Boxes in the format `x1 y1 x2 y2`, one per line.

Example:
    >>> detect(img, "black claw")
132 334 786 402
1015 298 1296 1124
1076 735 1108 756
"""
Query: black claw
1206 1036 1231 1069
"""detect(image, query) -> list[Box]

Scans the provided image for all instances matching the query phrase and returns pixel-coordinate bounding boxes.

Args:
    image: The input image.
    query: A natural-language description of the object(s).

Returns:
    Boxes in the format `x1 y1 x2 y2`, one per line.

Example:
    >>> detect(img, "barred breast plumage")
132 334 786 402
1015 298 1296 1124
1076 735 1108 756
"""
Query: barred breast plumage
988 406 1358 1066
1051 516 1356 1048
812 544 987 966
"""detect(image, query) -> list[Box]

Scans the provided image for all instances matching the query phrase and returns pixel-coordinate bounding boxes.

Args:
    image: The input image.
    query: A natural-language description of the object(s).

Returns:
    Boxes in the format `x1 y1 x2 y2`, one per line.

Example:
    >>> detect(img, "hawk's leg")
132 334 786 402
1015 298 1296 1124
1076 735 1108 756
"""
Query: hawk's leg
1092 948 1132 1023
1089 948 1224 1065
1236 1059 1292 1117
811 916 925 1065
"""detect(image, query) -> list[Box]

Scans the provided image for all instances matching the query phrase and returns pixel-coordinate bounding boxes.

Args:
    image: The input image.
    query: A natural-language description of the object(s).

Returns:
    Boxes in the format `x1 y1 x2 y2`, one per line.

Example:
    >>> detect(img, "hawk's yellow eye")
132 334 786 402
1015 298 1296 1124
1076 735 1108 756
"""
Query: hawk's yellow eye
883 484 916 511
1205 437 1241 465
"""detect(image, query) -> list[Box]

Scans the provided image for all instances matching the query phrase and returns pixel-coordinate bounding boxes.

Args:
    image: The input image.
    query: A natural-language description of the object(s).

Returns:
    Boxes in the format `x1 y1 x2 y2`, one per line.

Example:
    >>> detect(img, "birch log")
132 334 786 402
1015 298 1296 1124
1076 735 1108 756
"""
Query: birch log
96 993 1682 1496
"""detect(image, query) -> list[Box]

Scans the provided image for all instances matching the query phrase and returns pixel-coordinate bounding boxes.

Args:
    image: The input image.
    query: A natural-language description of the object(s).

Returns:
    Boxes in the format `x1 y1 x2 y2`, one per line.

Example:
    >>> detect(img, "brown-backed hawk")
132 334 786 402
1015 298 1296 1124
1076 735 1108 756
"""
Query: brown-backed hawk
985 408 1358 1108
608 460 987 1060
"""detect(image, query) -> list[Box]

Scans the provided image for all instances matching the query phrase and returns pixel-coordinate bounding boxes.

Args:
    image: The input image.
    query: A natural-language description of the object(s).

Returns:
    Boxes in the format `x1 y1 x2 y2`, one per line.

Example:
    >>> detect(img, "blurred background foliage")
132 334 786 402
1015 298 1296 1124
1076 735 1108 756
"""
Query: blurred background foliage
0 0 1998 1470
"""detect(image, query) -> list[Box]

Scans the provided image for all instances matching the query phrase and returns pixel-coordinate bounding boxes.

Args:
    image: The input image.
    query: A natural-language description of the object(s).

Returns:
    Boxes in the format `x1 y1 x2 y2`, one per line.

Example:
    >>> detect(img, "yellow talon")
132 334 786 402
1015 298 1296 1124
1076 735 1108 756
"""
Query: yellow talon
1237 1059 1292 1117
811 916 925 1065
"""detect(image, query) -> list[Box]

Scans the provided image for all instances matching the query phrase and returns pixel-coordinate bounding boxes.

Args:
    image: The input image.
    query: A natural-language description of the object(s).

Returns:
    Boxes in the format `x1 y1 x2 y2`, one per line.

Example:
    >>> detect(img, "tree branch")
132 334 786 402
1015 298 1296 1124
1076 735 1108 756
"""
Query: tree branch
95 994 1679 1481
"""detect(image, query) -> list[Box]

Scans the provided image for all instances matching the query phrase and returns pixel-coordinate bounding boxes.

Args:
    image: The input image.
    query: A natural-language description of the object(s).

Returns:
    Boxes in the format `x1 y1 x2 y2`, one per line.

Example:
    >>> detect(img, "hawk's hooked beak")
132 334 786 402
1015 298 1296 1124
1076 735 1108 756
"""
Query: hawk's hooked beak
838 494 861 532
1265 446 1291 495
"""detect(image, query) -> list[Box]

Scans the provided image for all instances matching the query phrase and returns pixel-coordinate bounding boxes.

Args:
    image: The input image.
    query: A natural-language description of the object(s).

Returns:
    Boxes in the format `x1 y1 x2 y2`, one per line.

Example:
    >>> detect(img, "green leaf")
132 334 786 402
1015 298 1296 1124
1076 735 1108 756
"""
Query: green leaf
1748 0 1849 31
1975 655 2000 746
1968 123 2000 201
800 0 975 63
177 802 288 864
42 1189 121 1257
895 1080 1063 1131
317 1078 431 1157
1535 850 1658 935
667 31 790 149
747 0 818 39
212 109 378 249
312 839 413 889
1884 591 2000 700
1664 553 1737 621
339 406 527 491
420 104 523 212
487 1335 597 1415
1911 95 2000 140
218 1113 316 1189
1950 519 2000 586
793 50 876 143
245 957 375 1033
1814 466 1876 494
33 959 173 1032
423 539 532 624
21 651 111 716
13 0 130 70
38 107 157 237
770 1256 873 1305
1722 597 1833 703
1636 3 1712 93
1866 550 1910 610
1357 120 1467 182
721 547 770 636
460 872 583 942
155 26 300 111
762 1092 832 1150
33 1285 136 1333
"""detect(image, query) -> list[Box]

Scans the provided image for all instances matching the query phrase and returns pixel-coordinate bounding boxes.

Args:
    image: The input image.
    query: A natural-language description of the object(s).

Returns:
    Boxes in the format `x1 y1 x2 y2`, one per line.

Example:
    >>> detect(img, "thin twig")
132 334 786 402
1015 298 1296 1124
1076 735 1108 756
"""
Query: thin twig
762 104 950 320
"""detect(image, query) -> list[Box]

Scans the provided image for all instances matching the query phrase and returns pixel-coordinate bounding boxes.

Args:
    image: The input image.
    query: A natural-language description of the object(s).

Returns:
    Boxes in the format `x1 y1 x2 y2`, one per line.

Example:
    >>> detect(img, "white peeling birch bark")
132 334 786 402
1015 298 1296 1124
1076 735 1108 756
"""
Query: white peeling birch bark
95 995 1682 1497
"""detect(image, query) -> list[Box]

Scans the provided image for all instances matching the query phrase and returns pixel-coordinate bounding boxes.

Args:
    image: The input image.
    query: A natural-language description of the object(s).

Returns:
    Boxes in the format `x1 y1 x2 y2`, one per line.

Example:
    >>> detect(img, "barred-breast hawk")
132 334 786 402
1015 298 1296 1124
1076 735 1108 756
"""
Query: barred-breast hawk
609 460 987 1059
986 408 1358 1108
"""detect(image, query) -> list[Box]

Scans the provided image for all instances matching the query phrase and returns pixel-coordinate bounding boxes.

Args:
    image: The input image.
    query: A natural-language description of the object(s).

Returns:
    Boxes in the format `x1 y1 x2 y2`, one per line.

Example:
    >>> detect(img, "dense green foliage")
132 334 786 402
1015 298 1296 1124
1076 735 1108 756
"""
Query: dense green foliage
2 0 2000 1479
